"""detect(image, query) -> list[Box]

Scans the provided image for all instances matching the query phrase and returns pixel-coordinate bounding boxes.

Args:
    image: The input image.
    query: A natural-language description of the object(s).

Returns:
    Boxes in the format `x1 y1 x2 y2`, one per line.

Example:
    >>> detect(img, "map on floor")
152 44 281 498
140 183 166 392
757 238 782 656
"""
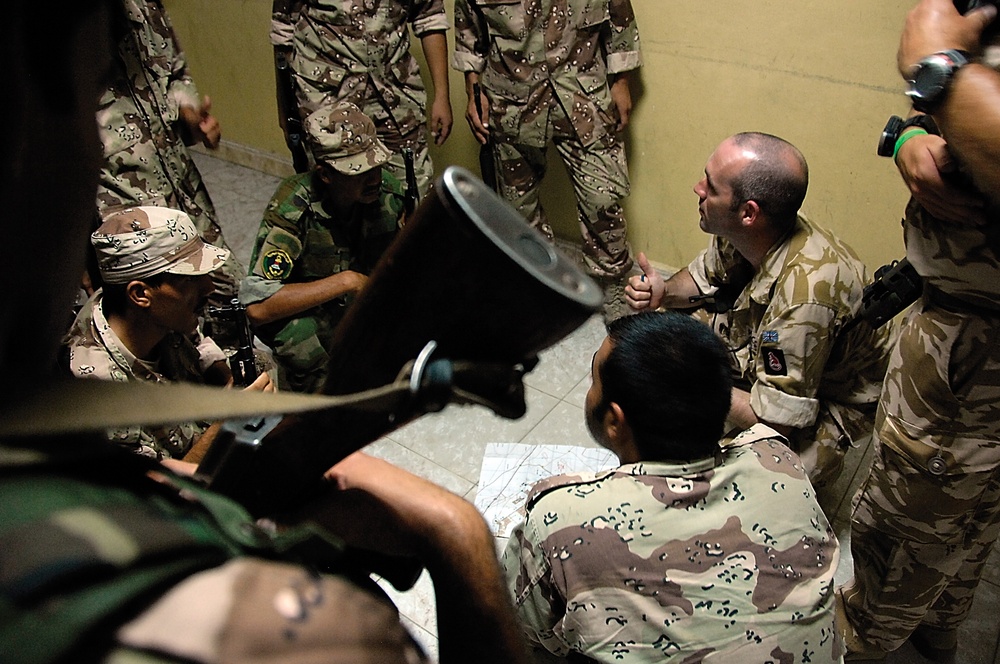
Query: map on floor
476 442 617 538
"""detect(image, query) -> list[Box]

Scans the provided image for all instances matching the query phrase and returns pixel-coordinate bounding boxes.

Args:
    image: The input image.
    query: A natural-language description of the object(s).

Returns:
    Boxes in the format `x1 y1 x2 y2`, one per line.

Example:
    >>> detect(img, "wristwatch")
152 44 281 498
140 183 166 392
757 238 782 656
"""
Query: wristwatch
876 113 940 157
905 50 970 113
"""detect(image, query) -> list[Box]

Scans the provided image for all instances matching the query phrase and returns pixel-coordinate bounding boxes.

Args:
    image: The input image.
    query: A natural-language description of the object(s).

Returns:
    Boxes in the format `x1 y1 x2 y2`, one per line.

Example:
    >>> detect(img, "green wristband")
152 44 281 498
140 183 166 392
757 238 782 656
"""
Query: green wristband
893 128 928 161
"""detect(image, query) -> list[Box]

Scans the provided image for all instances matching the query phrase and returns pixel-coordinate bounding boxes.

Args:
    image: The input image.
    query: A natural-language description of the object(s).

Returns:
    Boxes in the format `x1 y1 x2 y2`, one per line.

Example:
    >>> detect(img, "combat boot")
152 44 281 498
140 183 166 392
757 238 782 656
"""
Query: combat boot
908 625 957 663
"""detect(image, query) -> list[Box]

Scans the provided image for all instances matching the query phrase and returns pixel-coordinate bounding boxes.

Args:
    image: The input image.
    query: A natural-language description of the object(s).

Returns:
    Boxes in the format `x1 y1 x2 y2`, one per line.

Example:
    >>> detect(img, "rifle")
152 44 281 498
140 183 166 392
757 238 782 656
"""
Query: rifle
473 82 498 191
402 147 419 217
196 166 601 516
274 48 310 174
207 298 259 387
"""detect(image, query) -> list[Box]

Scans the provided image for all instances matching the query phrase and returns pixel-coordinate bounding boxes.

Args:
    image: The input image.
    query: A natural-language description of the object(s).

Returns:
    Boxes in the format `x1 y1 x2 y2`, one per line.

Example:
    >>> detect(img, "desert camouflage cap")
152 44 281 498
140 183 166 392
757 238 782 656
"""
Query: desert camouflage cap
305 102 392 175
92 206 231 284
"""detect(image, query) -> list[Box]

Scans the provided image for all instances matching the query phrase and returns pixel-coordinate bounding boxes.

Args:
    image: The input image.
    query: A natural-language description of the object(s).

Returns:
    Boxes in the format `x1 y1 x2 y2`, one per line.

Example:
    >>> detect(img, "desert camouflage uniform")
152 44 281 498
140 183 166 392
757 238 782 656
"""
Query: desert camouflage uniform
271 0 448 196
241 171 403 393
63 290 224 460
452 0 642 279
502 424 842 663
842 198 1000 651
98 0 242 301
0 434 428 663
688 214 894 493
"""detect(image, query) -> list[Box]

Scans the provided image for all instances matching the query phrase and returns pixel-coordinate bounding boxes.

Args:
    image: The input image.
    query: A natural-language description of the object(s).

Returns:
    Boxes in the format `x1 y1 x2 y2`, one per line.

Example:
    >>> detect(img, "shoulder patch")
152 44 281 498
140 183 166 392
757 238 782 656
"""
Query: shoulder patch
261 249 293 280
763 347 787 376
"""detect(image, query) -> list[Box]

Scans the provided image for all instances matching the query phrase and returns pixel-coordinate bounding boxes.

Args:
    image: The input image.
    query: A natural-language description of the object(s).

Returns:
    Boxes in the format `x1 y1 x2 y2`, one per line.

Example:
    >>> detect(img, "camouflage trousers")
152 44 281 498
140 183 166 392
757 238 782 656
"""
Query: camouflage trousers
790 400 875 503
295 78 434 198
259 309 341 394
491 108 632 280
842 298 1000 651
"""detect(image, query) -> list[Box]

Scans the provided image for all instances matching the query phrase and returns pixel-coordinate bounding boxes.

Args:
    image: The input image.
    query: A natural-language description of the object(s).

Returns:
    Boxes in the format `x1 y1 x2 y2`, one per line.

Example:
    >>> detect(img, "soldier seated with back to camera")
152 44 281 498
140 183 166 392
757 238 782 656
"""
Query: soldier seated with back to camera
502 311 841 663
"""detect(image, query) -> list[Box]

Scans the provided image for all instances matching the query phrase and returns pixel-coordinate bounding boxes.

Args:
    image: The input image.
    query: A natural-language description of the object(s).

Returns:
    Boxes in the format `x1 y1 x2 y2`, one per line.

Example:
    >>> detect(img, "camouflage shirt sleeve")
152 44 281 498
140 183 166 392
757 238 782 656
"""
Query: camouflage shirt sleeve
606 0 643 74
241 174 313 306
451 0 485 73
410 0 449 36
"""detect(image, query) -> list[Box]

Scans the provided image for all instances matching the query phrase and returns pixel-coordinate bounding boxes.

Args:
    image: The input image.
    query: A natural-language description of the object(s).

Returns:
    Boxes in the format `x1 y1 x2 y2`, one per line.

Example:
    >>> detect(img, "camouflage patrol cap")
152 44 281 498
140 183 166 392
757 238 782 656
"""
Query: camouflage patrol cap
305 102 392 175
92 206 230 284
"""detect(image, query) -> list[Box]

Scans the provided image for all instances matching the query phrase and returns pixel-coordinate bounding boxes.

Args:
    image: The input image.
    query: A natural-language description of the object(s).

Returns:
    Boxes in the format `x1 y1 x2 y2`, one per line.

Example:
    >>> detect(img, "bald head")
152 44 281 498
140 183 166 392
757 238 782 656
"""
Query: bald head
727 132 809 234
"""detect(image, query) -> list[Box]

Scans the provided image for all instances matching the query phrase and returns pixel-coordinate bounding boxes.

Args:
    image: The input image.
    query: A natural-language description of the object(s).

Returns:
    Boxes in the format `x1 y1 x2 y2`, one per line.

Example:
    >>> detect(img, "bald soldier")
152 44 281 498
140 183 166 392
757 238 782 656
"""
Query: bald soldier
627 133 894 499
241 102 404 393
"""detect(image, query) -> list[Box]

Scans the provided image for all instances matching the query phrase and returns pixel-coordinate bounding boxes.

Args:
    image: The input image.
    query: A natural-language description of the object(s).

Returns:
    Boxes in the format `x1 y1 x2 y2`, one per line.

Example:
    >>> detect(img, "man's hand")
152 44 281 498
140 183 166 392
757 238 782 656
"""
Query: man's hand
464 75 490 145
609 75 633 133
242 370 276 393
625 252 665 310
179 95 222 149
896 130 988 223
898 0 997 75
430 94 454 146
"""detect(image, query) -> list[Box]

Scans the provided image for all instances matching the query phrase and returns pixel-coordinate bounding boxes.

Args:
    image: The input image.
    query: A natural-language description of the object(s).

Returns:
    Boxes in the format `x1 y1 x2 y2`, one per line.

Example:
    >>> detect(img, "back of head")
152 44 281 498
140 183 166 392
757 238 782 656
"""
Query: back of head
729 132 808 234
601 312 733 461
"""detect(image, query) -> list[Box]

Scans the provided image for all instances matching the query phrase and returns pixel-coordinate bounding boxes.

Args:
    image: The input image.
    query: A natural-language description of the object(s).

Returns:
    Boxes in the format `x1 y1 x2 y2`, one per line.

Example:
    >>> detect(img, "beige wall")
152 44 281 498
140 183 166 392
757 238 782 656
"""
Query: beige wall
165 0 916 272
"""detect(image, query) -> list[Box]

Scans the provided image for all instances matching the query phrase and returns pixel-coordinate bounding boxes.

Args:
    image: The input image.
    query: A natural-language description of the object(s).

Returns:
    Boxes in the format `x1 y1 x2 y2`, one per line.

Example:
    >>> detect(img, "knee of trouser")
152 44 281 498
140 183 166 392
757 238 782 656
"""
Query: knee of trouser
271 318 330 373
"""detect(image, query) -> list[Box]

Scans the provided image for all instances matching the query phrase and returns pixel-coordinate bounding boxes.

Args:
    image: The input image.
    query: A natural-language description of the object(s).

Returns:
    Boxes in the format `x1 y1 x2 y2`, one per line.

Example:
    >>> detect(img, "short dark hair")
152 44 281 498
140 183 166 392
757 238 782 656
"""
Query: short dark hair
599 312 733 461
728 132 808 234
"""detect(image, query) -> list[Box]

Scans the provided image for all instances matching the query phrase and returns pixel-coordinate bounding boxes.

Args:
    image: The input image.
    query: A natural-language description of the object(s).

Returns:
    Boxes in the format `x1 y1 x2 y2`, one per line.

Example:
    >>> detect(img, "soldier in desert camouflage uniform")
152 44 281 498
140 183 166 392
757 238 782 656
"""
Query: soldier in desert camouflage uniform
503 312 842 663
452 0 642 319
271 0 453 195
64 206 273 468
838 1 1000 659
98 0 242 301
627 133 893 499
241 103 403 393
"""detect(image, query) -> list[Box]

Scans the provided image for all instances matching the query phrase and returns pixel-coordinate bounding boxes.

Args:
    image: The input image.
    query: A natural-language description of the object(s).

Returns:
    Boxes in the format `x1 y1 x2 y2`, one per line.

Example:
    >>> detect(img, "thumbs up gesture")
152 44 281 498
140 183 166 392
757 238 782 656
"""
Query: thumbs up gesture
625 252 665 311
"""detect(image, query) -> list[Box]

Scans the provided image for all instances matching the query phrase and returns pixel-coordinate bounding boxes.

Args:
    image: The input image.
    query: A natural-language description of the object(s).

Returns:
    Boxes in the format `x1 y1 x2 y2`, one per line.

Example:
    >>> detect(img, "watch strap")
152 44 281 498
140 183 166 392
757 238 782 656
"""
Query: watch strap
901 113 940 136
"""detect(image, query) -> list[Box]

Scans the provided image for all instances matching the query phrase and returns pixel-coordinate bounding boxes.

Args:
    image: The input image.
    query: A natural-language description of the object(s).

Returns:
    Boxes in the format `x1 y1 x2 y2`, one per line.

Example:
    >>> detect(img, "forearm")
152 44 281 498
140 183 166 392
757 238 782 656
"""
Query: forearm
246 272 363 325
660 267 703 310
421 32 451 102
424 505 530 664
727 387 758 430
316 454 530 664
935 63 1000 199
728 387 793 437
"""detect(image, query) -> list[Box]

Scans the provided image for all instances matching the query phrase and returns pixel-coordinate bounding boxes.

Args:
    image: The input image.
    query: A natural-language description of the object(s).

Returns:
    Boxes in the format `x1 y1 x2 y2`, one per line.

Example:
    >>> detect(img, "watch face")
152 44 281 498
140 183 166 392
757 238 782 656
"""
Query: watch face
907 51 968 112
913 56 949 97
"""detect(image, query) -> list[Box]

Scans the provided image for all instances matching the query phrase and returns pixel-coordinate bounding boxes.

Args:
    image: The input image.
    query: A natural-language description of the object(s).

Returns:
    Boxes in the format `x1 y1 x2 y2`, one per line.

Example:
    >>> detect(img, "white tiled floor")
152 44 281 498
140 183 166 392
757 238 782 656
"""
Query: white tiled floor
196 151 1000 664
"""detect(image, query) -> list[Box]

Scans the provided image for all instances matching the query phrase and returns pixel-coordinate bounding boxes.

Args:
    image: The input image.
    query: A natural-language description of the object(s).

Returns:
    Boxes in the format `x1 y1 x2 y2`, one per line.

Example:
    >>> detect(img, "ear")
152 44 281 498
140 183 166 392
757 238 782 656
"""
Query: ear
739 199 761 227
126 280 154 309
605 401 641 463
604 401 629 443
316 163 334 186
